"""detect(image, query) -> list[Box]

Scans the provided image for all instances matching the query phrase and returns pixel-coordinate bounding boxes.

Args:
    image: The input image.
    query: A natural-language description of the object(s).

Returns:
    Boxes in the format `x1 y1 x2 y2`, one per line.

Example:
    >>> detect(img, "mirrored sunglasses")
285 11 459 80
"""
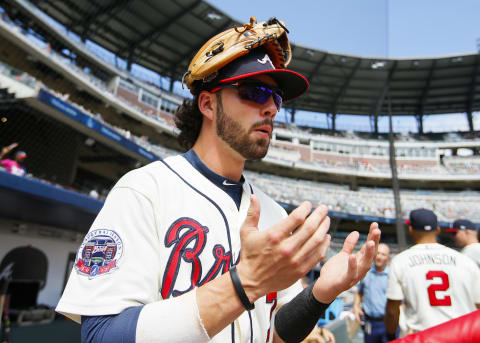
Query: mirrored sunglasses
210 81 283 110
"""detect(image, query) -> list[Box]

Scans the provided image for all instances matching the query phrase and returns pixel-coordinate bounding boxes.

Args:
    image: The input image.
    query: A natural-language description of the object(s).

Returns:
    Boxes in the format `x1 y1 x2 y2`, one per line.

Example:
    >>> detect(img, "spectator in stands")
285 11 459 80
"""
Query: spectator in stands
0 143 27 176
447 219 480 268
385 209 480 341
353 243 391 343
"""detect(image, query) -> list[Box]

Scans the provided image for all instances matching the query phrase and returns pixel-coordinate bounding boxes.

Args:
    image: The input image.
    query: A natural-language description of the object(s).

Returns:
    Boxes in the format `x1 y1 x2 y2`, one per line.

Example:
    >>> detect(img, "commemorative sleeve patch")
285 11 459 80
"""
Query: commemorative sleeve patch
74 229 124 278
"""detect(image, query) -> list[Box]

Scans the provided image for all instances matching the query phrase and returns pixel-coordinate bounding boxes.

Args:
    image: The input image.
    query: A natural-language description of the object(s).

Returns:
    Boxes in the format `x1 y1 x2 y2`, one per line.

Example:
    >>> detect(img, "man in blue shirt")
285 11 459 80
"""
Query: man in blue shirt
353 243 390 343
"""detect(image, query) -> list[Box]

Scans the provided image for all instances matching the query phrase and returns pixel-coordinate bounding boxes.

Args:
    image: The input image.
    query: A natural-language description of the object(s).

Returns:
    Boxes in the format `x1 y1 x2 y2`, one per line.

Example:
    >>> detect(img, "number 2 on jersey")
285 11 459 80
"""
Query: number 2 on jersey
426 270 451 306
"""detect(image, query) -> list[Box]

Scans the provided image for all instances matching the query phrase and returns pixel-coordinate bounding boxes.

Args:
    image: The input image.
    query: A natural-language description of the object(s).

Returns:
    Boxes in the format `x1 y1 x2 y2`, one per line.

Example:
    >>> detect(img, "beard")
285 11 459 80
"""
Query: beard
215 95 272 160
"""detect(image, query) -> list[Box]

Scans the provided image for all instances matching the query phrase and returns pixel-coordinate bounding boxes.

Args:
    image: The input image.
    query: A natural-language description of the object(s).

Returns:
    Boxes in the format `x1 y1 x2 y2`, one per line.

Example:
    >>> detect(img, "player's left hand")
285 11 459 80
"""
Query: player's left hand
312 222 380 303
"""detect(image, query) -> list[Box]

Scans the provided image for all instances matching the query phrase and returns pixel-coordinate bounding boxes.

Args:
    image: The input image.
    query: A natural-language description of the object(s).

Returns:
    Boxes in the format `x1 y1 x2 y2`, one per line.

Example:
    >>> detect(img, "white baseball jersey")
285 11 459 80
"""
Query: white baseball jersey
386 243 480 332
57 154 301 342
462 243 480 269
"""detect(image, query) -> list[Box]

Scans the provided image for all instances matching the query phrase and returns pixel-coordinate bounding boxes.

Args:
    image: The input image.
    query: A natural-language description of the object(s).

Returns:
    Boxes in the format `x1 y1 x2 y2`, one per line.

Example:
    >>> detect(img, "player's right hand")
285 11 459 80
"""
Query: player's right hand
236 195 331 303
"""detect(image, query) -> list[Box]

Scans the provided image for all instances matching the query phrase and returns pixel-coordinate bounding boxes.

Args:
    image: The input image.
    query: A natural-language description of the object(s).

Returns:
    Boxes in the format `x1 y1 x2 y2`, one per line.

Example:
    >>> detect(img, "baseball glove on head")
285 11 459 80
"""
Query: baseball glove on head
184 17 292 94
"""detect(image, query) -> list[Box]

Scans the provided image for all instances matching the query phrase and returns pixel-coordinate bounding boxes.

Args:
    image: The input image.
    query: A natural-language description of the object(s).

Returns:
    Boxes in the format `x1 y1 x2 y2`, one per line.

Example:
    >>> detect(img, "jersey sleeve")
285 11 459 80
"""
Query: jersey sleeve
277 280 303 307
56 184 163 323
472 264 480 305
463 246 480 269
386 258 404 301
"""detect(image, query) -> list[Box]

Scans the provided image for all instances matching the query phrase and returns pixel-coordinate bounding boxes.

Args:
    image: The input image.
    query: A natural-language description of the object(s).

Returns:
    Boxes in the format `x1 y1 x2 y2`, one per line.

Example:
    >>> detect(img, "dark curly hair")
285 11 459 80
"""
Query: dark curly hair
173 94 203 151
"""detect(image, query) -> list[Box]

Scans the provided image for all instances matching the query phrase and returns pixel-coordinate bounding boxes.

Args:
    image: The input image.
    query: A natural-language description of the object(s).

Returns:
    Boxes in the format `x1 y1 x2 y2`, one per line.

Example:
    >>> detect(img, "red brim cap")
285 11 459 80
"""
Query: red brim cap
445 228 458 233
451 219 476 231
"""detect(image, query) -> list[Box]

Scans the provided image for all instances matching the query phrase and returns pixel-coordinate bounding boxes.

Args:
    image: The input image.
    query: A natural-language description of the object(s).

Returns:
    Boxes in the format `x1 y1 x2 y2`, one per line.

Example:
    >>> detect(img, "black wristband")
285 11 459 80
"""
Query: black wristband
229 266 255 311
386 332 397 341
275 283 332 343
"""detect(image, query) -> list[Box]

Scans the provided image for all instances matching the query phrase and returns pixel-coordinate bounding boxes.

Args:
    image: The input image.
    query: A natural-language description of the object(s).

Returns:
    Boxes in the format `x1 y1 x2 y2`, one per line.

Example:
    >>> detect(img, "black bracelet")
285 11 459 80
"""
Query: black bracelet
229 266 255 311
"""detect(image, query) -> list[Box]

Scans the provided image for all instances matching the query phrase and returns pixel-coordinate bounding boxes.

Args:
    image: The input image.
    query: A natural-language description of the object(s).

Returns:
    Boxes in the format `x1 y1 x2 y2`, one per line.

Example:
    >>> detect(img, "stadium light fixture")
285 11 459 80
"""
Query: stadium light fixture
84 137 95 147
371 61 386 69
450 57 463 63
206 12 222 21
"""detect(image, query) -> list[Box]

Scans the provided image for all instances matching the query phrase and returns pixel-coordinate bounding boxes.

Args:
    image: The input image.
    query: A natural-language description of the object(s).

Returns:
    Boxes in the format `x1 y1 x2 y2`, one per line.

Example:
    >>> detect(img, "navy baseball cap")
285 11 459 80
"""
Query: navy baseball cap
208 48 309 102
446 219 477 233
406 209 438 231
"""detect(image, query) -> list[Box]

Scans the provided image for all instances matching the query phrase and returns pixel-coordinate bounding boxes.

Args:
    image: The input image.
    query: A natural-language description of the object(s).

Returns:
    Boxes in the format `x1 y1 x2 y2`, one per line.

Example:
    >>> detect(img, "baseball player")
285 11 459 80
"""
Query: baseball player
385 209 480 341
447 219 480 268
57 17 380 343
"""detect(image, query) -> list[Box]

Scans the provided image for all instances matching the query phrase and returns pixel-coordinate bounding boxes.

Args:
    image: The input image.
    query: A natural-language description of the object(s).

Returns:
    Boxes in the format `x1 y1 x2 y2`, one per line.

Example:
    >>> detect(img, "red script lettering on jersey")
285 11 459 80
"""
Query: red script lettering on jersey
161 217 232 299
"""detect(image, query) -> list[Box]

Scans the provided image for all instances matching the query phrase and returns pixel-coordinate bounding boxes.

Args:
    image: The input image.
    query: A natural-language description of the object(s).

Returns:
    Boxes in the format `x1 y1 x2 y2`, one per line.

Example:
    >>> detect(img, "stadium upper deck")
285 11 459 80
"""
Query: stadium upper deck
1 10 480 191
2 0 480 128
2 59 480 225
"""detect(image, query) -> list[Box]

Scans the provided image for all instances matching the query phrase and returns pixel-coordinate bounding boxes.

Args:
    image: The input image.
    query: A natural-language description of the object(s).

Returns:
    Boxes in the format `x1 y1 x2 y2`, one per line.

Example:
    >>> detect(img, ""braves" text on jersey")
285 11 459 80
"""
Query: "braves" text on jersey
161 217 232 299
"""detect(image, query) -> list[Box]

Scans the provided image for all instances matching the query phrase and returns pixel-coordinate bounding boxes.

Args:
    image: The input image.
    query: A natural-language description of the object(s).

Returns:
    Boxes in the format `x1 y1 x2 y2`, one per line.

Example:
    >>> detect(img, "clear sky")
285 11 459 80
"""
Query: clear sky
206 0 479 58
205 0 480 133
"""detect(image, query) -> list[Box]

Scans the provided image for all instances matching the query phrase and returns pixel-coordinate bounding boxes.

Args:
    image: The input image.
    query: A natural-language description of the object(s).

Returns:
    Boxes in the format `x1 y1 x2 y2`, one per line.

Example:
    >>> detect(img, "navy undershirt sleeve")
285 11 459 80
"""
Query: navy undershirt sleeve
81 306 143 343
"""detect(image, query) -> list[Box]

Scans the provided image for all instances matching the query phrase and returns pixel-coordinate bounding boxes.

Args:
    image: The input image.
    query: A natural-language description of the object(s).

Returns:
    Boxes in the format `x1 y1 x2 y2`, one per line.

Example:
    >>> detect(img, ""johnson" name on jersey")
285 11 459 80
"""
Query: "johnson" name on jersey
408 253 456 268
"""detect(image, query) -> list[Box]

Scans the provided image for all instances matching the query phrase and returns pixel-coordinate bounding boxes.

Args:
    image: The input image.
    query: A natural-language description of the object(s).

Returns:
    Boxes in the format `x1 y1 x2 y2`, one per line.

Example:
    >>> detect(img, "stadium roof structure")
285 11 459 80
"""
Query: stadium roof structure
5 0 480 125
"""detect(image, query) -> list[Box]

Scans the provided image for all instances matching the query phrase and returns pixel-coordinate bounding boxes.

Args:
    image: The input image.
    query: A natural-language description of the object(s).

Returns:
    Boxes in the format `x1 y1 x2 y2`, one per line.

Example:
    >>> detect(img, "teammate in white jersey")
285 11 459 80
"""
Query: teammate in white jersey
385 209 480 341
447 219 480 268
57 18 381 343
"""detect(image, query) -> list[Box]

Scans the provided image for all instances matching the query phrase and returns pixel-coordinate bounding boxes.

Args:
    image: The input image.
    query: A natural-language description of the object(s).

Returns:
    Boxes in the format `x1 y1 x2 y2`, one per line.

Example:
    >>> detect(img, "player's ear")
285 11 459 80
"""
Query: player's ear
197 90 216 121
408 226 413 235
436 226 441 234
